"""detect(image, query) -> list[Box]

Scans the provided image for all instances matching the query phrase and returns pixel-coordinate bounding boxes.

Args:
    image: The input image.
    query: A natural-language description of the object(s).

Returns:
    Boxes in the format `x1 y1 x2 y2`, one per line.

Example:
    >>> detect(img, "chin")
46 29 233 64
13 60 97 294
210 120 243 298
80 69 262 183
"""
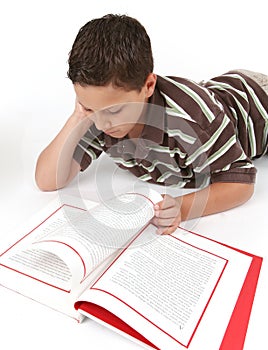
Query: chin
117 131 129 138
106 130 126 138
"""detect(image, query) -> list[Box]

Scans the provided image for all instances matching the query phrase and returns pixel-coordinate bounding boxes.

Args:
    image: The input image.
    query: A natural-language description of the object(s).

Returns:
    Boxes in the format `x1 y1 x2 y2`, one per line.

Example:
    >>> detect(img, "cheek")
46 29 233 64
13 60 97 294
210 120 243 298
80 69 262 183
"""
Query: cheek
114 114 139 128
123 104 144 123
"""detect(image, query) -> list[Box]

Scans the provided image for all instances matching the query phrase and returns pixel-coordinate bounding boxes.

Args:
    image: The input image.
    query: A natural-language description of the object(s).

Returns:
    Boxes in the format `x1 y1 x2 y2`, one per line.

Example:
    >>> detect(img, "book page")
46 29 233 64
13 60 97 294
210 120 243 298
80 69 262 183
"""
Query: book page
0 192 161 321
32 192 159 281
0 205 87 291
0 198 96 321
0 191 161 291
77 226 252 350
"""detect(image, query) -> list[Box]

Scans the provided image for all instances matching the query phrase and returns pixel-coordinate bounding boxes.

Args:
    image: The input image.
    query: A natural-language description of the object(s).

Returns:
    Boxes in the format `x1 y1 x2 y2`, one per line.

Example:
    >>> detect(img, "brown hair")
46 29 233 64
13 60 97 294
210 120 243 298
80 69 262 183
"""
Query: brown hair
67 14 154 91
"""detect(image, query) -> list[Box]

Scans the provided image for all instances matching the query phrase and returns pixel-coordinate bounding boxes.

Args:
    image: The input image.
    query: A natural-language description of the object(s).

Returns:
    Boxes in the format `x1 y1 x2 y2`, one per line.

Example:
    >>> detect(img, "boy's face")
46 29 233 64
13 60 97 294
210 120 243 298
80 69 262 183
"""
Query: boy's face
74 73 156 139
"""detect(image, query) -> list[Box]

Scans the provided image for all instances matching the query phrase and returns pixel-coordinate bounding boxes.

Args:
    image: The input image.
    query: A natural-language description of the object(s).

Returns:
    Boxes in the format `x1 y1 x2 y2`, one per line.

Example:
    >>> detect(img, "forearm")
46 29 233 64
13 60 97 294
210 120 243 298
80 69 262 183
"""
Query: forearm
178 182 255 221
35 114 91 191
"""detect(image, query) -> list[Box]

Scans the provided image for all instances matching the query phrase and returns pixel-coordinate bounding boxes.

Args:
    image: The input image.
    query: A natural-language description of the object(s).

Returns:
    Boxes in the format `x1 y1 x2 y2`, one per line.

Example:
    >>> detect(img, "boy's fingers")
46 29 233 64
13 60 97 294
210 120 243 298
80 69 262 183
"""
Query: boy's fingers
156 217 178 227
151 217 158 227
157 224 178 235
153 216 181 234
155 206 180 219
153 194 181 235
155 194 176 210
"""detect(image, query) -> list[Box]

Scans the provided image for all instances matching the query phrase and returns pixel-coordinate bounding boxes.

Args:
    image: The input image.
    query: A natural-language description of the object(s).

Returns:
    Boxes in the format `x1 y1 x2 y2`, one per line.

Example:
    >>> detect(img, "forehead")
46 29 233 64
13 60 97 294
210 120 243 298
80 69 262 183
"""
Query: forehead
74 83 140 110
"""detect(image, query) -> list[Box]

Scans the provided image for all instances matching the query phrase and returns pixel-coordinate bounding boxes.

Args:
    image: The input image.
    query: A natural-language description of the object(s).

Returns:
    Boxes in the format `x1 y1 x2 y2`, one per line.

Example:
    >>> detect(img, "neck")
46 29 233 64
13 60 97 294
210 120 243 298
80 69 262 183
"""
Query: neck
128 123 145 140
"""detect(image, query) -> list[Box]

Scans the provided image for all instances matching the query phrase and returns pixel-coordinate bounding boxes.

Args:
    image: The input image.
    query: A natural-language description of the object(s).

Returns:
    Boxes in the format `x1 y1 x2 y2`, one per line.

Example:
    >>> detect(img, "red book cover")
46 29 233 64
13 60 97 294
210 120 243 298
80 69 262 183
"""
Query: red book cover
76 241 262 350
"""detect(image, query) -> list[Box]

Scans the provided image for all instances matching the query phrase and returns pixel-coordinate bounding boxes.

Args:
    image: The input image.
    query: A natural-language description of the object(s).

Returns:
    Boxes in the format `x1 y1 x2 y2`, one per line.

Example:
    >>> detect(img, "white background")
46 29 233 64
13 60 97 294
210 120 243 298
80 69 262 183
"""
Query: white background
0 0 267 349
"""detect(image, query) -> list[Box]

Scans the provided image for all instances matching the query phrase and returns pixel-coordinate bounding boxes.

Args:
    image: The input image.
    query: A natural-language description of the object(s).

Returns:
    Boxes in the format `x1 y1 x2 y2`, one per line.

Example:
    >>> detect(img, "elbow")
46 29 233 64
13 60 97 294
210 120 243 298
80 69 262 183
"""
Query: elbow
35 169 69 192
227 182 255 208
211 182 255 213
35 169 59 192
240 183 255 205
35 176 57 192
227 182 255 209
35 159 80 192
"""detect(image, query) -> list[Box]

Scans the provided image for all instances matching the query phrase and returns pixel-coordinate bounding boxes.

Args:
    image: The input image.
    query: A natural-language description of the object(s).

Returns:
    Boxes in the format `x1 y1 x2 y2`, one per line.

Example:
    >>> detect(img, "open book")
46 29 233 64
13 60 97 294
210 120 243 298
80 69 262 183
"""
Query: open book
0 190 262 350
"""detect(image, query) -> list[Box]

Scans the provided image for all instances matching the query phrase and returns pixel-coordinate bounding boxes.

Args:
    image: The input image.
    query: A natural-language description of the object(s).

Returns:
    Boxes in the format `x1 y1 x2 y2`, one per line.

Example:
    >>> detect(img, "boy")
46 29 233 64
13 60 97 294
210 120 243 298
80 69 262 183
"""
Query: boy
35 14 268 235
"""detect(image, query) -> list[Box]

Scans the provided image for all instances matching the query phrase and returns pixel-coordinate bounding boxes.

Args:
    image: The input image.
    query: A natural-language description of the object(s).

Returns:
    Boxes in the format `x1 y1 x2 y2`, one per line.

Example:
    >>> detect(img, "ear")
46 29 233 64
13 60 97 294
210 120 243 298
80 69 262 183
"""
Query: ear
144 73 157 98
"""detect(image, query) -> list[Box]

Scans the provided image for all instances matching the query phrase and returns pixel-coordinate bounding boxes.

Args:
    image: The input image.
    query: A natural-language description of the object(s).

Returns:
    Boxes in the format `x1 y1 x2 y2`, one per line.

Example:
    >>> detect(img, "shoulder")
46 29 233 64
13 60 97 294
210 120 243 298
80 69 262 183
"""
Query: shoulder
155 75 225 129
156 75 219 108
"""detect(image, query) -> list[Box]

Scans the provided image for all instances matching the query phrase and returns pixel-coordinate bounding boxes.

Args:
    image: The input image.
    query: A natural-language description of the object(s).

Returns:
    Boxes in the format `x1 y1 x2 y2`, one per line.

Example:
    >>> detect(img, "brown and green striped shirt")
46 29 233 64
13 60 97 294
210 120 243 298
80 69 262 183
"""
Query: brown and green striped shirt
73 71 268 188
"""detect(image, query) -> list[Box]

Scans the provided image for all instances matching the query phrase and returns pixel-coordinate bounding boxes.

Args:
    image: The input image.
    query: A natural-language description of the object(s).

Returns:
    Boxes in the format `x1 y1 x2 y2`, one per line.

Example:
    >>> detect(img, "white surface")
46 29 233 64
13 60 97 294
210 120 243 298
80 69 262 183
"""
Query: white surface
0 0 267 349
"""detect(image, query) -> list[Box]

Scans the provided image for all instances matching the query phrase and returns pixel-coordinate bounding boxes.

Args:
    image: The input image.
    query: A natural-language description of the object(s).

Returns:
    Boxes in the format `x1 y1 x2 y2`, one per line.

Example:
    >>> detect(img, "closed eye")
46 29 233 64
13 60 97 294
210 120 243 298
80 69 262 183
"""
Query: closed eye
108 106 124 115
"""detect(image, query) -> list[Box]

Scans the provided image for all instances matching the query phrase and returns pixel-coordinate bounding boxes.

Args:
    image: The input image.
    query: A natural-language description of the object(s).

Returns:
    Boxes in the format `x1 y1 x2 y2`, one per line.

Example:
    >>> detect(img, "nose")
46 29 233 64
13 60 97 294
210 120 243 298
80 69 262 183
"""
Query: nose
94 111 112 131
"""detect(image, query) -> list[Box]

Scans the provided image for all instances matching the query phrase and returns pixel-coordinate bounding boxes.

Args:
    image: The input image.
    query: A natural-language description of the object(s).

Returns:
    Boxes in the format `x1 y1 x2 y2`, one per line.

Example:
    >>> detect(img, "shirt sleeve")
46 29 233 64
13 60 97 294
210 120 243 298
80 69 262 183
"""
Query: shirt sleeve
73 129 103 171
185 110 257 184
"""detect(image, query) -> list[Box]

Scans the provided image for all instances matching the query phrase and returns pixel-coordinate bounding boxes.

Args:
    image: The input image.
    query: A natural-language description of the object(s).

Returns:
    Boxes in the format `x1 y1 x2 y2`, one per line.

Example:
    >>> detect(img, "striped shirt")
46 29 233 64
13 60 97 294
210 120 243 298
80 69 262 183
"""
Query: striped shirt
73 71 268 189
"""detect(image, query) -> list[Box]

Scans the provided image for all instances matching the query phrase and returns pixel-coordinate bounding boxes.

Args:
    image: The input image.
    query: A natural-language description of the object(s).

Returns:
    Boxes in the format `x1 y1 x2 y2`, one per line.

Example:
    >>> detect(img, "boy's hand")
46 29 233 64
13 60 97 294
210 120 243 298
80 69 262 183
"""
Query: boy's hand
152 194 181 235
72 99 93 121
70 99 94 135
